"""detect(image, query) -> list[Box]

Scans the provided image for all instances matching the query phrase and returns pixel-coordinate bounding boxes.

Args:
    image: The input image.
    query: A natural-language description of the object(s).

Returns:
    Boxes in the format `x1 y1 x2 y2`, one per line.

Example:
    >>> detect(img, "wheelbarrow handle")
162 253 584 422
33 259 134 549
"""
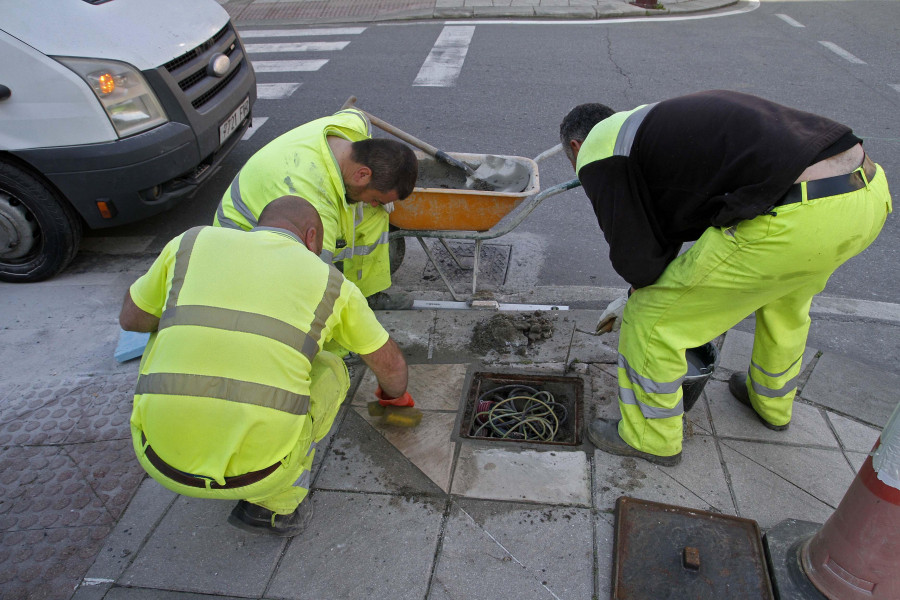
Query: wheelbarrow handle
338 96 477 178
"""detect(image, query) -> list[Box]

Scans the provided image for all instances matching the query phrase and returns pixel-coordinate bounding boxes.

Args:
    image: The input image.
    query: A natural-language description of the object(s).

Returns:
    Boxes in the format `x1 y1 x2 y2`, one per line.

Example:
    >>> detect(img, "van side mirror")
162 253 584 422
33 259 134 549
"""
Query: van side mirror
0 85 11 101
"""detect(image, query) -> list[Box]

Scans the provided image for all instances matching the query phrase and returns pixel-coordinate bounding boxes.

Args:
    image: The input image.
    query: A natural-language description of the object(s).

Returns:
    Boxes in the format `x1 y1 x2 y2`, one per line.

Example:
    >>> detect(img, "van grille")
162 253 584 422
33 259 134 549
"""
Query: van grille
163 23 245 111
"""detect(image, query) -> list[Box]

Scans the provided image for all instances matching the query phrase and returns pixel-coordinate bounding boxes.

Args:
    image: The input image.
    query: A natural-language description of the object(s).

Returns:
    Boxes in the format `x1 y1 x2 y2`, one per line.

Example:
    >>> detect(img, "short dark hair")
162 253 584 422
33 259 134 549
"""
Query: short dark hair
559 103 616 164
350 139 418 199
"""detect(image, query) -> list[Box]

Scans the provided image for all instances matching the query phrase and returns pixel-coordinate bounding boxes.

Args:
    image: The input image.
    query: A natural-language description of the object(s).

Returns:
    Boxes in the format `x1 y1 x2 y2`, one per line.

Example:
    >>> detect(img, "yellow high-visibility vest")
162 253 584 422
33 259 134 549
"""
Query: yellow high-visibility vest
129 226 388 484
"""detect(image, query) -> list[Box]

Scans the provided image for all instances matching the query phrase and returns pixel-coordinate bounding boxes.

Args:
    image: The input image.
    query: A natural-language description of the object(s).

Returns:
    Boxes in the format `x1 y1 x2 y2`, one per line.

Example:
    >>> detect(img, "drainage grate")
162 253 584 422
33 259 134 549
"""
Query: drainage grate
459 372 583 446
422 241 510 288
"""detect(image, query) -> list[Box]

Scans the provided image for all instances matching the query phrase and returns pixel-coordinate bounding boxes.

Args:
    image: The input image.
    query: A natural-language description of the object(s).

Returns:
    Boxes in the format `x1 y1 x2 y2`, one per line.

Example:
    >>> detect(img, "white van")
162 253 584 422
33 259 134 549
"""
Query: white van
0 0 256 281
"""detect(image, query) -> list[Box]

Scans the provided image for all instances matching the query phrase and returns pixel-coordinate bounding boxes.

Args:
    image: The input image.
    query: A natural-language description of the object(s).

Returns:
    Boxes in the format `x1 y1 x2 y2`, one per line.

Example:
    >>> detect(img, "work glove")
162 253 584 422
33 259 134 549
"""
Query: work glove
382 202 395 214
596 293 628 334
375 386 415 407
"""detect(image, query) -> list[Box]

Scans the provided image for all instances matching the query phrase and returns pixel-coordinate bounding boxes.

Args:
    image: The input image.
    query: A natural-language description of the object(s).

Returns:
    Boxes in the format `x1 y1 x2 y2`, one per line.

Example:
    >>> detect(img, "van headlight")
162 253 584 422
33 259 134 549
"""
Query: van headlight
56 57 167 138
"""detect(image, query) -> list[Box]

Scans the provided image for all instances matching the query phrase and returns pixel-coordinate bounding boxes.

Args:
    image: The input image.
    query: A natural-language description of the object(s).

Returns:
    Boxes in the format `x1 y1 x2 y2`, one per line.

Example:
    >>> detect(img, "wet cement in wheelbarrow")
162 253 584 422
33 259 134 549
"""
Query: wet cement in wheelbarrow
469 312 555 355
415 157 529 193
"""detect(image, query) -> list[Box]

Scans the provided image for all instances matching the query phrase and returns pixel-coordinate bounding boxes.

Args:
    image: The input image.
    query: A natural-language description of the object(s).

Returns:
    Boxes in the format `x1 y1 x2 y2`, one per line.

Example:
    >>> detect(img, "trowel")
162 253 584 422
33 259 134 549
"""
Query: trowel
340 96 529 193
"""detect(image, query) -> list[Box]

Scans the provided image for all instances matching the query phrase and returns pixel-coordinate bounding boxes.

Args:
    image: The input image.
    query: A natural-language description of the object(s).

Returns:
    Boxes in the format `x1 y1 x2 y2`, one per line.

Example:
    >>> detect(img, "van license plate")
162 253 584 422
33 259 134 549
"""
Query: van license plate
219 97 250 145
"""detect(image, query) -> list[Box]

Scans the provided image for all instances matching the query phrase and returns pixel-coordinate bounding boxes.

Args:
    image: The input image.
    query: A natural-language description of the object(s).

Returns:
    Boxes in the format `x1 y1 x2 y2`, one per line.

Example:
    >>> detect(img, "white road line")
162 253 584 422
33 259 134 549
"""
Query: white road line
245 41 351 53
257 83 302 100
251 59 328 72
414 26 476 87
819 41 866 64
240 27 365 38
890 84 900 94
242 117 269 140
775 13 804 27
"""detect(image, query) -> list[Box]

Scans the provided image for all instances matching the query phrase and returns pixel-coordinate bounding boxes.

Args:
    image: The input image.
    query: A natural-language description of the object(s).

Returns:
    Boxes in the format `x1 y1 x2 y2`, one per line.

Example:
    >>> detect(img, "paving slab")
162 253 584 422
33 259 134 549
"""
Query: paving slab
801 351 900 428
314 409 445 495
430 498 594 600
826 412 881 453
595 511 615 600
592 434 734 514
268 490 445 600
354 407 458 492
451 445 591 505
720 440 853 529
351 363 468 411
372 309 434 361
706 380 837 447
104 589 247 600
83 478 177 584
1 524 113 600
120 496 287 596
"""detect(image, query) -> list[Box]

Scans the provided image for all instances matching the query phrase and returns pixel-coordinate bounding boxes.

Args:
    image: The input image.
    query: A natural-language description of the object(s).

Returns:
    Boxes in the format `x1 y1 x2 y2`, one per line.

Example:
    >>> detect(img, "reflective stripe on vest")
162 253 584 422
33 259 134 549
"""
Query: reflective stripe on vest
333 109 371 135
138 226 344 415
332 230 389 261
613 103 657 157
136 372 311 416
217 170 258 230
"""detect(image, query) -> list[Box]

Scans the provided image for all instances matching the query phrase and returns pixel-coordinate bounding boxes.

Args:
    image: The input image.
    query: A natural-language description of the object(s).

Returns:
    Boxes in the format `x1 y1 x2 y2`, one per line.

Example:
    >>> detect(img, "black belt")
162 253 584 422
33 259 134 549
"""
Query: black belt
142 434 280 490
773 155 876 209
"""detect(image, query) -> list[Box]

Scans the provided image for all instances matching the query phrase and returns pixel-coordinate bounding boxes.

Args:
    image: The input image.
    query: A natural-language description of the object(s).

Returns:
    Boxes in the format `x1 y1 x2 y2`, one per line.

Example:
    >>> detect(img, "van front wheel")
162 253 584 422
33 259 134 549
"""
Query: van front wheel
0 160 82 282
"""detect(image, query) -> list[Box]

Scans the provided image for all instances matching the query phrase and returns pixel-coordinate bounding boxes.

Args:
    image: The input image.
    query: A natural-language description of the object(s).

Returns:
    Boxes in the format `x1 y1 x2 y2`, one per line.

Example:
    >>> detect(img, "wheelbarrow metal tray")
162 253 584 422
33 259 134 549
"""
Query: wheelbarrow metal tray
389 151 540 232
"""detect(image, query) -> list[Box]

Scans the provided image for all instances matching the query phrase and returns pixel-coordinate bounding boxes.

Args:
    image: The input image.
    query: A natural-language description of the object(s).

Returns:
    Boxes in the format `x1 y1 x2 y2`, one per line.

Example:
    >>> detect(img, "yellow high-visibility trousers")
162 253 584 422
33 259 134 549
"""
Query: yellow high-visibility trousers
134 351 350 514
617 164 891 457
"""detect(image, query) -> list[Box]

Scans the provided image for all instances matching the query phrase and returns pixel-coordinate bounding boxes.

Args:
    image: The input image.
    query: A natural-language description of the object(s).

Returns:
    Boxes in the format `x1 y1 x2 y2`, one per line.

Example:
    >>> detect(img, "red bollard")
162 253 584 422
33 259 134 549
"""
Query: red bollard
800 404 900 599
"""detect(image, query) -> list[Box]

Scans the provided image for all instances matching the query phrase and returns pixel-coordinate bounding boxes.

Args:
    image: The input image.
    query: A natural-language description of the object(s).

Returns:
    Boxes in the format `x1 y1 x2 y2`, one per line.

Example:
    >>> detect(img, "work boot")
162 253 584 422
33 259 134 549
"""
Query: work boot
728 372 789 431
227 499 314 537
367 291 413 310
586 419 682 467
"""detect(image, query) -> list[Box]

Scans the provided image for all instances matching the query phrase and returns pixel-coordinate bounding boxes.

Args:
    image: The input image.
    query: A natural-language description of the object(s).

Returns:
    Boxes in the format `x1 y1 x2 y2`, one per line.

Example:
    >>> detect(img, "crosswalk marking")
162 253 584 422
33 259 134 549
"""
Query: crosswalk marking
251 59 328 72
819 41 866 64
242 117 269 141
414 26 476 87
245 41 351 53
240 27 366 38
257 83 302 100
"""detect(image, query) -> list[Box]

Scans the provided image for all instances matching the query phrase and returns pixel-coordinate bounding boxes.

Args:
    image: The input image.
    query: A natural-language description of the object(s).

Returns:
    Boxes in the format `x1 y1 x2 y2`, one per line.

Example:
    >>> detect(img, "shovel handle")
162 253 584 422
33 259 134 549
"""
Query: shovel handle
339 96 475 176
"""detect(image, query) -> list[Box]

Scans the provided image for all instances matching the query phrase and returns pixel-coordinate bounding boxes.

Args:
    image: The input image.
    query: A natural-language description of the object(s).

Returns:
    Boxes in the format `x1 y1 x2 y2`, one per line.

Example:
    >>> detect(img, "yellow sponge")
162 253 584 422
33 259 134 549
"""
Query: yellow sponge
382 406 423 428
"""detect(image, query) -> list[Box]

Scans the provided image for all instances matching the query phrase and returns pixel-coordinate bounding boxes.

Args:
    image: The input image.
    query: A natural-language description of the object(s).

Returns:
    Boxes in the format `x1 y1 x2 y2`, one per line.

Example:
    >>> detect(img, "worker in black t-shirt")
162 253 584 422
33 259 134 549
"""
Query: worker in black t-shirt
560 90 892 466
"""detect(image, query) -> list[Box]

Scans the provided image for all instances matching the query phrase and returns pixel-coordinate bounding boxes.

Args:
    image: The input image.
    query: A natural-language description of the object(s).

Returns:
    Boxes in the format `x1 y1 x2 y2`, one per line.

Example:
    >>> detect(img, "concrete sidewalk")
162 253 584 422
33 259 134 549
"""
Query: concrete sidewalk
217 0 739 26
3 272 898 598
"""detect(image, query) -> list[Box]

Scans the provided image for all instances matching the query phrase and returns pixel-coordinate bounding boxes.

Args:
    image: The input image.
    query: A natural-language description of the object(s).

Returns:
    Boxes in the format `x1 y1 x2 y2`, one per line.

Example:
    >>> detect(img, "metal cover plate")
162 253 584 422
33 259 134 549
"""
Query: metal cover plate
613 496 775 599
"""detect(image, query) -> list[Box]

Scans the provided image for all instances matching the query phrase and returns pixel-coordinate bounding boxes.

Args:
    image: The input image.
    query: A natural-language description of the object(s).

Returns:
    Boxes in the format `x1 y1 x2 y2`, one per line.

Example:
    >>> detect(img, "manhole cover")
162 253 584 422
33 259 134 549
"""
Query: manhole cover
422 241 510 288
613 497 775 599
459 371 583 446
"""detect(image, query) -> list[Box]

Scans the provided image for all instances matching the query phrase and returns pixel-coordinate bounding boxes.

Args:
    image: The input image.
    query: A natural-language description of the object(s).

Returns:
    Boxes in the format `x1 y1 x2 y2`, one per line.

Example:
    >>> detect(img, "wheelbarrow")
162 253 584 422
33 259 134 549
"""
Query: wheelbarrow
388 144 582 302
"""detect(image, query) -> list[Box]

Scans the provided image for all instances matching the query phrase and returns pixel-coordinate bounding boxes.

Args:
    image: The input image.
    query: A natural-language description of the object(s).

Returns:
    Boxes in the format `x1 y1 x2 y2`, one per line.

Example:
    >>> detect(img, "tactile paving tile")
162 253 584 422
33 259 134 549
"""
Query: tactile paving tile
0 524 112 600
67 438 147 520
65 374 136 444
0 445 112 532
0 376 96 429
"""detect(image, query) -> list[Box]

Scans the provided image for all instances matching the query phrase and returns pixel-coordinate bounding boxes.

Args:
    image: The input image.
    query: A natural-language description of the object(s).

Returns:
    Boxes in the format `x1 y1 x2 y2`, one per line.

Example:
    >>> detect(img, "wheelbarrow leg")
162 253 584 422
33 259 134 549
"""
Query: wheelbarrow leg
417 237 464 302
472 239 482 296
438 238 465 269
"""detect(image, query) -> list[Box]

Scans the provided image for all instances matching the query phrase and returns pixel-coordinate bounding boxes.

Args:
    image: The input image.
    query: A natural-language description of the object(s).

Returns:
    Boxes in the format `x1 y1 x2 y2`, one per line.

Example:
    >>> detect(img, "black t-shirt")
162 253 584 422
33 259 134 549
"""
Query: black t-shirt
578 90 860 288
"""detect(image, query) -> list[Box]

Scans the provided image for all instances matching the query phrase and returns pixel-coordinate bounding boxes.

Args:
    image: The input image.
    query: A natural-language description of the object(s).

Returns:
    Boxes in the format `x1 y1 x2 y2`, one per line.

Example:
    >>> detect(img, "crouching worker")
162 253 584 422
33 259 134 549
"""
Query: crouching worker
119 196 411 537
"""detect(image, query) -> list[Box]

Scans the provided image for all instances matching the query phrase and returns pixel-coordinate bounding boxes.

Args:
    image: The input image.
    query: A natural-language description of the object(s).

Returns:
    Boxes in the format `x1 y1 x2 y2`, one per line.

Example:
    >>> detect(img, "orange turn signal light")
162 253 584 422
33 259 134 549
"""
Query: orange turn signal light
98 73 115 95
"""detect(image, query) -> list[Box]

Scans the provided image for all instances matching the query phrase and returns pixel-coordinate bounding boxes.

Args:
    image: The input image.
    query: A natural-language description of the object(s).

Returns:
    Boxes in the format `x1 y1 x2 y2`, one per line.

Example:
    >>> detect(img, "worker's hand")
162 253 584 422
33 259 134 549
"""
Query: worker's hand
375 386 415 407
596 293 628 334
